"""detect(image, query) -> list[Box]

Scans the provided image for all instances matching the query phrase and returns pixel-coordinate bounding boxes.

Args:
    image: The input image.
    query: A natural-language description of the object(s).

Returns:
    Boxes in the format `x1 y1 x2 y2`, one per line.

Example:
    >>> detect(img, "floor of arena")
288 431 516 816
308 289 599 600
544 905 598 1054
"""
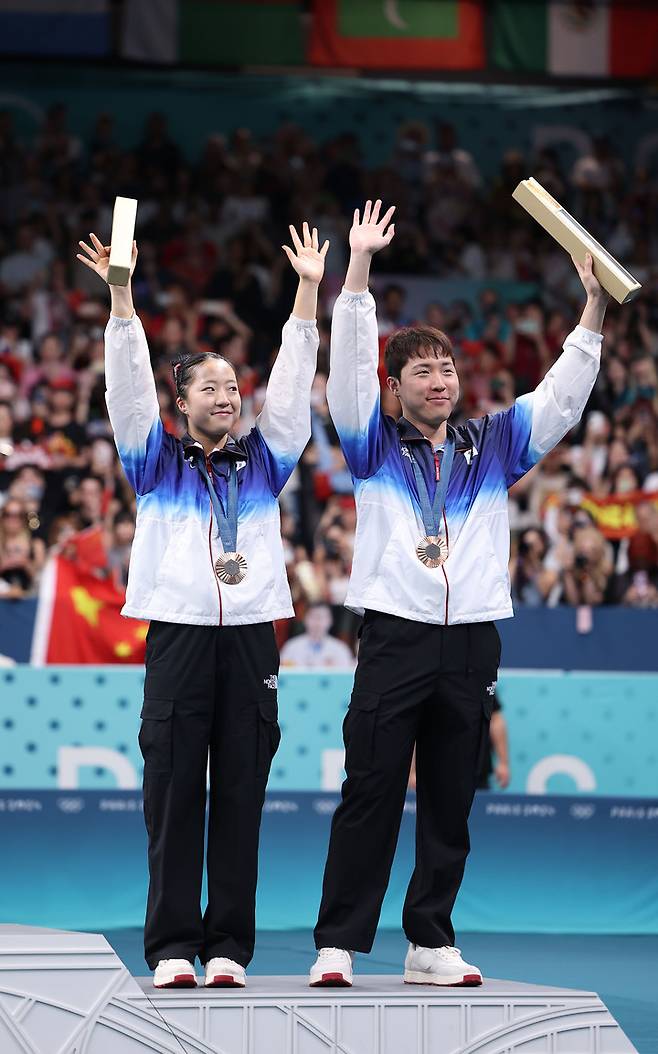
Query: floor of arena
103 929 658 1053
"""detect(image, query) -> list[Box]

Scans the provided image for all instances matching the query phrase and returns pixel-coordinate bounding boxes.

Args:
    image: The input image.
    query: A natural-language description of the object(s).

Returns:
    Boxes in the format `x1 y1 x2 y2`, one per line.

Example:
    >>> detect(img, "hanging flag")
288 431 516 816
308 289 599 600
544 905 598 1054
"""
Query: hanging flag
309 0 485 70
31 528 148 665
121 0 304 66
0 0 110 58
492 1 658 78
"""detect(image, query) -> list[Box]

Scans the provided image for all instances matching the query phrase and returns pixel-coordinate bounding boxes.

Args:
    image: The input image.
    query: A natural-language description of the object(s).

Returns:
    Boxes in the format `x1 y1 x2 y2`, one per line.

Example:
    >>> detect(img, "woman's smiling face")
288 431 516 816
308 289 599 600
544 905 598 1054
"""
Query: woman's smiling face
177 359 242 443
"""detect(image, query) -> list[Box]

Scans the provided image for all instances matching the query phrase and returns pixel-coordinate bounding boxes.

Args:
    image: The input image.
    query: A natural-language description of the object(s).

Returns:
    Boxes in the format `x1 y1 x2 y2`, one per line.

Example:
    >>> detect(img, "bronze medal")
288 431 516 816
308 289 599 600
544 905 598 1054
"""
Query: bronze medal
214 551 248 585
416 535 448 568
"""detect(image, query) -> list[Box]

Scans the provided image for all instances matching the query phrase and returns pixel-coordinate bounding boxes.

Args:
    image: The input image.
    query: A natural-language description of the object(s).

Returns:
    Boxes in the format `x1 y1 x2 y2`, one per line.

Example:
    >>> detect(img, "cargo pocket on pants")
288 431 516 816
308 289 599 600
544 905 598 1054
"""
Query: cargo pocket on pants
256 695 281 777
344 688 381 772
138 697 174 776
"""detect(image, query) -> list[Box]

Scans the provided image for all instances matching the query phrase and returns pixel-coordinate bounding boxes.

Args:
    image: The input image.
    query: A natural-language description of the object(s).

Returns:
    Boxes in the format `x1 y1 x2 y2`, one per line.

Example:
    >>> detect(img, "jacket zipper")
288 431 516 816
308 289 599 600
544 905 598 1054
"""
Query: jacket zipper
441 509 450 625
206 461 223 626
435 447 450 626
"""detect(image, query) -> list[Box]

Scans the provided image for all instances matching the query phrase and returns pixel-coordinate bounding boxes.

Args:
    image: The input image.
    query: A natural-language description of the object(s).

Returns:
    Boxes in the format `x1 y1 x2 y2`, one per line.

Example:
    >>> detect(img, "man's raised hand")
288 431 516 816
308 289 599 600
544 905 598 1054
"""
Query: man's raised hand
572 252 608 302
349 200 395 257
572 252 609 334
282 222 329 284
76 233 138 285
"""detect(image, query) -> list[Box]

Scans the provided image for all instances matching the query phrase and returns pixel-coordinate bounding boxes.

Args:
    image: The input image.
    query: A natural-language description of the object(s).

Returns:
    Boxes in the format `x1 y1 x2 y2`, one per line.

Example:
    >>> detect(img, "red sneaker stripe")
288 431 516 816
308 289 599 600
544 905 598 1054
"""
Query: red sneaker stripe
158 974 196 988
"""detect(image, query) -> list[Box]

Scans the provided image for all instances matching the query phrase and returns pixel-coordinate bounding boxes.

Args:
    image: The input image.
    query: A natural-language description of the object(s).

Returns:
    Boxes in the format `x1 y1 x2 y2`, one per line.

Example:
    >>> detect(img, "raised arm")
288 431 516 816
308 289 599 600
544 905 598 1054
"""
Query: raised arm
490 253 609 485
254 222 326 495
326 199 395 479
77 234 165 496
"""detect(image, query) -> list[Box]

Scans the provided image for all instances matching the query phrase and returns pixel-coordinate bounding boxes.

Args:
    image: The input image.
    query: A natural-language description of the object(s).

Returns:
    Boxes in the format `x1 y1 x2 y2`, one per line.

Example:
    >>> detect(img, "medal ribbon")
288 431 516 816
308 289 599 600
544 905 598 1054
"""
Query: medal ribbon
406 432 455 537
196 456 238 553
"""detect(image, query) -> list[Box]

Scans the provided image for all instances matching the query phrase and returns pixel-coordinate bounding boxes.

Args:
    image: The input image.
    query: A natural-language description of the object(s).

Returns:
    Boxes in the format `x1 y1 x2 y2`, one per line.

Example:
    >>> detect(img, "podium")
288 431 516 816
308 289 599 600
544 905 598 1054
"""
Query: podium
0 925 637 1053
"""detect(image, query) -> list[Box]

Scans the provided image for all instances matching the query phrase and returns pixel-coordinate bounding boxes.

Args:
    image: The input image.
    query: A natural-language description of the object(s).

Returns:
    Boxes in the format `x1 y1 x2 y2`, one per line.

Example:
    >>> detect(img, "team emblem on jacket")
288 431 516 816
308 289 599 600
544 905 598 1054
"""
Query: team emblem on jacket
416 535 449 568
214 552 248 584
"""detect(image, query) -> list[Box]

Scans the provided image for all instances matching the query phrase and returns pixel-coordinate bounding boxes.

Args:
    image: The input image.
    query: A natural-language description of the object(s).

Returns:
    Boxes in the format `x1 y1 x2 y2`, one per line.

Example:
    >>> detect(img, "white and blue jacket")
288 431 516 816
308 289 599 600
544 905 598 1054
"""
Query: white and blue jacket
104 312 319 626
326 289 602 626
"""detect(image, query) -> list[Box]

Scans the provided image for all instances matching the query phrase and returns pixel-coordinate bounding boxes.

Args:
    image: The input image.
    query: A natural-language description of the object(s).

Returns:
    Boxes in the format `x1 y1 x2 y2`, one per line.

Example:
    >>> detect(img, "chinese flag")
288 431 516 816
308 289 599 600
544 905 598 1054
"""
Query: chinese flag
309 0 485 70
31 529 148 664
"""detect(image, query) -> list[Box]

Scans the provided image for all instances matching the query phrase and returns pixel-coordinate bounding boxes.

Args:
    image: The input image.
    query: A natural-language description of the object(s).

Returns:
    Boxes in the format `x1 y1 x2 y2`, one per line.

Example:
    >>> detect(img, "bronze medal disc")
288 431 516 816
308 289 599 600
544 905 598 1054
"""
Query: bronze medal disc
215 552 248 585
416 535 448 568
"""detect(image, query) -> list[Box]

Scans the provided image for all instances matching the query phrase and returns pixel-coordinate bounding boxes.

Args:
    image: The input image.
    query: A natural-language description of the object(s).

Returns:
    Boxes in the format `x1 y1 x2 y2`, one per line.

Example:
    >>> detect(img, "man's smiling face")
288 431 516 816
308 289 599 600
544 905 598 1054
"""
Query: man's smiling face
388 352 460 432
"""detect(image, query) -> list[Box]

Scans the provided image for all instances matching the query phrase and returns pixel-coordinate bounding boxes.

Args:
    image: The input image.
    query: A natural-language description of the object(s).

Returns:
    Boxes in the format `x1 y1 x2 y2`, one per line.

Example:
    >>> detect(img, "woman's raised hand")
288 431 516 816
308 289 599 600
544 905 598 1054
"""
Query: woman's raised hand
282 222 329 284
349 199 395 256
76 233 138 285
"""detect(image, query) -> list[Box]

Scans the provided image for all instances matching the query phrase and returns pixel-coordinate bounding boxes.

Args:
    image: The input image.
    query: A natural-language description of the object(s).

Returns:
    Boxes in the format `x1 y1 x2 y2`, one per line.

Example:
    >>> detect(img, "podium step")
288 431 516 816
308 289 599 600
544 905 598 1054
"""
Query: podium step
0 925 637 1053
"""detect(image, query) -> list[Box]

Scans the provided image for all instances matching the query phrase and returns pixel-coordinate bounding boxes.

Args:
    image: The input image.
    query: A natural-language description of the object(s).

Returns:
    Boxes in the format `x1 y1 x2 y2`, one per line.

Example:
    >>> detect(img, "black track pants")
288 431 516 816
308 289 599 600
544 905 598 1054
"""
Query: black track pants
139 619 281 969
314 611 500 953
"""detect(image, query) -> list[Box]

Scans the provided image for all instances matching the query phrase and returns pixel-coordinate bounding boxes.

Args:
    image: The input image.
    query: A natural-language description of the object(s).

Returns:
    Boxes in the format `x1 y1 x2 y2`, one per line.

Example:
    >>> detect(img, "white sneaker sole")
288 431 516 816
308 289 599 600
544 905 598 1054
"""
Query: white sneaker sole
309 971 352 987
154 972 197 989
205 974 246 988
403 969 482 987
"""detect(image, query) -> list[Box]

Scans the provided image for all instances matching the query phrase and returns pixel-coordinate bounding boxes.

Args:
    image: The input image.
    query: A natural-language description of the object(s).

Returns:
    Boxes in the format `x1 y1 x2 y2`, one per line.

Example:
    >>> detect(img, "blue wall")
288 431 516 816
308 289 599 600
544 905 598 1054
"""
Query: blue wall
1 790 655 935
1 666 657 797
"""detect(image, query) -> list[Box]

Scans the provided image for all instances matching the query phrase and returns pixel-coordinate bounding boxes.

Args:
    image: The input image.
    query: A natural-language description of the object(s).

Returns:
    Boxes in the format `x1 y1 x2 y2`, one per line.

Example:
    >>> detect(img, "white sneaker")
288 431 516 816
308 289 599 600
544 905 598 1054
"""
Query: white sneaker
403 944 482 986
153 958 197 988
204 957 246 988
309 947 354 987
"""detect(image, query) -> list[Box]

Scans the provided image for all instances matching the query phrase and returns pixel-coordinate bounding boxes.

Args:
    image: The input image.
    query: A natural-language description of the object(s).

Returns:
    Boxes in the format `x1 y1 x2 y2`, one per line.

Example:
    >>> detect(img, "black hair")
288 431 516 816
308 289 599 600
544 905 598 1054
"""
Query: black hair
171 351 234 403
384 326 455 381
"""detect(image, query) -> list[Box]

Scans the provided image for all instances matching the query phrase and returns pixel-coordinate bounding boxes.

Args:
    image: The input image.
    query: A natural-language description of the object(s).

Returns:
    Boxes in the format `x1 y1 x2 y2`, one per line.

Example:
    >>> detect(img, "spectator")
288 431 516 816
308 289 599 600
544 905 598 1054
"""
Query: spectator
0 498 45 596
511 527 558 607
376 283 413 337
477 693 511 791
0 222 49 293
280 602 355 669
561 525 614 607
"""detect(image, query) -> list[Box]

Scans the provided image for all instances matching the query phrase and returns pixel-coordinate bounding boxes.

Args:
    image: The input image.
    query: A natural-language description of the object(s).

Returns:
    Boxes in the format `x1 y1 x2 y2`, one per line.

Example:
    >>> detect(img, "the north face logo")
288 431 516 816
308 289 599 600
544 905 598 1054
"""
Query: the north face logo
263 675 278 690
486 681 497 696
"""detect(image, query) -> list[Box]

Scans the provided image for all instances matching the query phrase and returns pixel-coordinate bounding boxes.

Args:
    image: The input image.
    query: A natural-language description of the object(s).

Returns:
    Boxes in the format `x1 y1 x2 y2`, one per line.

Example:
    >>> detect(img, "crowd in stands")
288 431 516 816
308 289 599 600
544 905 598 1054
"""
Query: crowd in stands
1 104 658 660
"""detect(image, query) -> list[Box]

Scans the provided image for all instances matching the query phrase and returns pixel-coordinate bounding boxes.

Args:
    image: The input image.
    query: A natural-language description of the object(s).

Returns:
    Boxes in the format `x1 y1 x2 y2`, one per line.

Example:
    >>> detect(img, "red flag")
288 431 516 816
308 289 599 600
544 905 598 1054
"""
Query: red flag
309 0 484 70
31 529 147 664
581 490 658 541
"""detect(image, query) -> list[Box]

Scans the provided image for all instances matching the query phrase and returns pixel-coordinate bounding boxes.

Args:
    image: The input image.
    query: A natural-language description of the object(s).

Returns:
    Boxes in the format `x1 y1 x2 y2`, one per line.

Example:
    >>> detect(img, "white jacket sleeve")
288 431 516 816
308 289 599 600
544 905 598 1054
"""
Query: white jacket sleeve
255 314 319 495
489 324 603 486
104 313 165 496
326 288 388 479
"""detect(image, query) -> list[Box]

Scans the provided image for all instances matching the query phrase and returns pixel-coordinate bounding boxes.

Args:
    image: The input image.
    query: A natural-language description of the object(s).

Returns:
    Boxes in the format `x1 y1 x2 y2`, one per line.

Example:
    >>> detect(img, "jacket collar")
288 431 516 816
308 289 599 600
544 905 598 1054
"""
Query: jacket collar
396 416 461 448
182 431 248 464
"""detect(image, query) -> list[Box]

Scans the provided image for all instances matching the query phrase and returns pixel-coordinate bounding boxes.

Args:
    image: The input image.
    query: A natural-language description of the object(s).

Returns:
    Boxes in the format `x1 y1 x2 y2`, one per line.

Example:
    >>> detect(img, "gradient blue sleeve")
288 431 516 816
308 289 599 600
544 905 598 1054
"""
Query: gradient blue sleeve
488 324 602 487
254 314 319 496
104 314 171 496
326 289 391 480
